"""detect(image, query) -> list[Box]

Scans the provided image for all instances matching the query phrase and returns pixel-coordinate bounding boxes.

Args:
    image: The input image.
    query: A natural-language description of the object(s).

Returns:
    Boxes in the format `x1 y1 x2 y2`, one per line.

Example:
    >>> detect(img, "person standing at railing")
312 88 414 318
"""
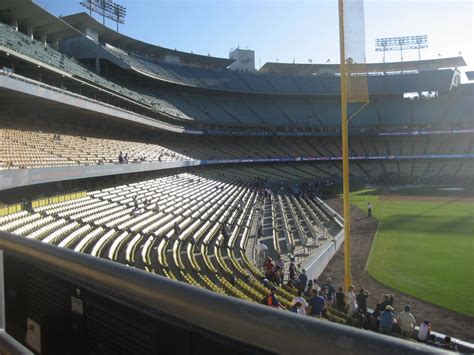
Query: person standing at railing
356 288 370 315
321 277 335 307
335 287 346 312
345 285 358 316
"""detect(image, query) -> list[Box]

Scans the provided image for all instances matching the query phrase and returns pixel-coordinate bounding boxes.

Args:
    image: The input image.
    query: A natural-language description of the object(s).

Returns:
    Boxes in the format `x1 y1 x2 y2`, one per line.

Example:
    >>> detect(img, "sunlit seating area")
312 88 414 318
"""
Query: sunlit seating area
0 172 339 312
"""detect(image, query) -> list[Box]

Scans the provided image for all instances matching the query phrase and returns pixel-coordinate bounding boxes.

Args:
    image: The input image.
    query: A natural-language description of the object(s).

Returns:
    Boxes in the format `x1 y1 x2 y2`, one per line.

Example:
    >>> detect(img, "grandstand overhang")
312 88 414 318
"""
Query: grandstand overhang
0 71 185 134
61 12 234 69
0 0 82 42
259 56 467 75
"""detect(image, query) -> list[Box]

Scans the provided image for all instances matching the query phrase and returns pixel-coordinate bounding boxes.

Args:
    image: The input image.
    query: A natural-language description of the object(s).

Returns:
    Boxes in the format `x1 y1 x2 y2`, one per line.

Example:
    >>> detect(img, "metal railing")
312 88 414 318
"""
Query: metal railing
0 231 447 355
0 329 33 355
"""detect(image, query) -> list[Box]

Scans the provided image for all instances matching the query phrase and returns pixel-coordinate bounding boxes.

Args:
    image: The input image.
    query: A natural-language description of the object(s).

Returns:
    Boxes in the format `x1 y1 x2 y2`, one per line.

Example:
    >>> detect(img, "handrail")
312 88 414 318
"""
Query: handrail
0 231 445 355
0 329 33 355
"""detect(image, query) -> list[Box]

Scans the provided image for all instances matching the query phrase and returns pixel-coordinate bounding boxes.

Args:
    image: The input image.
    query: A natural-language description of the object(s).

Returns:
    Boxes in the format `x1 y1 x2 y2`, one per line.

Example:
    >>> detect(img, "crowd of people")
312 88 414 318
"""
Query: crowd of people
258 258 459 352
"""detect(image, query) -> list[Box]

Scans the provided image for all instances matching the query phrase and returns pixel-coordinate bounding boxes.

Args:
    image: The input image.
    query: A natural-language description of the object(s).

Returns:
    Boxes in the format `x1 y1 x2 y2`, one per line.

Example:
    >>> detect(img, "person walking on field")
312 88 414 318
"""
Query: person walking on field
367 202 373 217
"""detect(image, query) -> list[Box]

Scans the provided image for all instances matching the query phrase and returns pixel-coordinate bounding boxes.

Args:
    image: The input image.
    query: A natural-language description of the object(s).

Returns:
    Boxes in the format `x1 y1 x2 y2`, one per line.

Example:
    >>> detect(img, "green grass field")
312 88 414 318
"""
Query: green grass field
349 187 474 317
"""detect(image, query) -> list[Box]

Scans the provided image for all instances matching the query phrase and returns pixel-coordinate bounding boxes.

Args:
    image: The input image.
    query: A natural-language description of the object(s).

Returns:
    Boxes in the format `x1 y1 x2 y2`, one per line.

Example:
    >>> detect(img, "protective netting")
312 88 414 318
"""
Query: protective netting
342 0 369 103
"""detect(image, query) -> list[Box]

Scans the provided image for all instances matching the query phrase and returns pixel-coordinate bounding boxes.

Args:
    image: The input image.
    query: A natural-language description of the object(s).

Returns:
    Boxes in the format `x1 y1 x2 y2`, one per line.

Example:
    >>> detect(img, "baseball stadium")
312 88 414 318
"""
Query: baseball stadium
0 0 472 354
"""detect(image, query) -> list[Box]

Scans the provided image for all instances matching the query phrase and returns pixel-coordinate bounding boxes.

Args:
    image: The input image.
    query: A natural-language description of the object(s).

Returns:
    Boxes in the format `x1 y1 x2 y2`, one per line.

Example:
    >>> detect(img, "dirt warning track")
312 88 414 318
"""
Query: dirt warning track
317 197 474 343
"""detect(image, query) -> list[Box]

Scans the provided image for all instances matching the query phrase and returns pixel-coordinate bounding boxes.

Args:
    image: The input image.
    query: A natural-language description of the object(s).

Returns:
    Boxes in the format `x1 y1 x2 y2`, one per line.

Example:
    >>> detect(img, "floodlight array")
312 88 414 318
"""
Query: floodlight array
80 0 126 24
375 35 428 52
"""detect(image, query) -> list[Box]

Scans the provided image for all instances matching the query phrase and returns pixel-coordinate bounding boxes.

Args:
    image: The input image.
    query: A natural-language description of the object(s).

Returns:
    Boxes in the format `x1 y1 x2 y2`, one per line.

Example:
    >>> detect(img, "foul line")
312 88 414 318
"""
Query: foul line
364 199 387 272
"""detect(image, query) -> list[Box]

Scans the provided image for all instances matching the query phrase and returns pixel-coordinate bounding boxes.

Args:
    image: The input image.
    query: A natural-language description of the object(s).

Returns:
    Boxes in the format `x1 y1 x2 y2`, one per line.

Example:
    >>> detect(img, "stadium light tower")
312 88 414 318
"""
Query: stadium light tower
80 0 127 32
375 35 428 62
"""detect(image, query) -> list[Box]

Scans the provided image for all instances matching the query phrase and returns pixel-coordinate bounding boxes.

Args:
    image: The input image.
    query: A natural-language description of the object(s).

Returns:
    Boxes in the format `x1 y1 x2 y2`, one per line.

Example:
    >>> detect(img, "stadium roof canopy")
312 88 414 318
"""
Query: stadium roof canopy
259 56 467 75
466 71 474 81
0 0 82 41
61 12 233 69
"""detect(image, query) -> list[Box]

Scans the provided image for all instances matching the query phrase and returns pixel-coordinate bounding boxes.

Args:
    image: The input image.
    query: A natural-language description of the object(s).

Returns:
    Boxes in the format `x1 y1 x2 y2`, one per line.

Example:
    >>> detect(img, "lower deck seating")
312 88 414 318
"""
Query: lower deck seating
0 172 335 311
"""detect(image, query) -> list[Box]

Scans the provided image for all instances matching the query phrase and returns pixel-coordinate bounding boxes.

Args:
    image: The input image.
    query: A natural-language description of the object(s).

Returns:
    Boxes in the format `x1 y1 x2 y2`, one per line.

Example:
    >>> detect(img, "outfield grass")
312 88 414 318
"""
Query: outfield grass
349 188 474 317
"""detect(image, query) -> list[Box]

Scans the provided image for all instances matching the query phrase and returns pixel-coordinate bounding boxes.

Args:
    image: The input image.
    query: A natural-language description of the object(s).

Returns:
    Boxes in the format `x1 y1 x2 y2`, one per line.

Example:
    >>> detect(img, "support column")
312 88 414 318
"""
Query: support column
27 25 34 39
10 18 18 31
40 33 47 46
95 57 101 75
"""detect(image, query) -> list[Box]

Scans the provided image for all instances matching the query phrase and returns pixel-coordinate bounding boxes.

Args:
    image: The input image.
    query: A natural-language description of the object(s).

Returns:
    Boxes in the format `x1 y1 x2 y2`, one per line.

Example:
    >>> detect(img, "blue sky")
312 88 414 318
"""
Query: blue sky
34 0 473 75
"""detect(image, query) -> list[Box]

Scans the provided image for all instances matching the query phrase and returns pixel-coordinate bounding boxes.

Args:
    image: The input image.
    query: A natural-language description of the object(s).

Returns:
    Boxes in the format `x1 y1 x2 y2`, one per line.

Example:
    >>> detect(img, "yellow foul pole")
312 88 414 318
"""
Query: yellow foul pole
338 0 352 290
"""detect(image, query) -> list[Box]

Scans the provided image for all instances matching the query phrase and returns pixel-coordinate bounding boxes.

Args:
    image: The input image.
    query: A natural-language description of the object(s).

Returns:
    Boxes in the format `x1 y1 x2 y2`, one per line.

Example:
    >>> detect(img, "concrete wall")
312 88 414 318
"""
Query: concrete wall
0 160 201 191
303 198 344 281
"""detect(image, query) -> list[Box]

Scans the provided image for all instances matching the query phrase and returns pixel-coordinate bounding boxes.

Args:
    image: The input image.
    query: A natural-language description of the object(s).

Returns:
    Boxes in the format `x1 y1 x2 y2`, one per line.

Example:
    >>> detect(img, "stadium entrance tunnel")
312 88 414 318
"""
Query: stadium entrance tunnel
0 232 446 355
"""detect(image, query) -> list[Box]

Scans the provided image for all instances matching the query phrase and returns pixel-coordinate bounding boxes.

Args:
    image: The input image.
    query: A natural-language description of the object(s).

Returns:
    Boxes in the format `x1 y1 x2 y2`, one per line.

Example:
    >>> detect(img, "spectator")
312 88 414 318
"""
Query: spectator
374 294 394 325
305 280 314 298
307 290 325 318
418 320 431 342
263 286 280 308
335 287 346 312
118 152 124 164
290 302 303 314
291 290 308 315
174 222 181 237
311 279 321 293
321 277 335 306
396 305 416 338
319 287 329 318
355 310 370 330
368 202 373 217
273 266 283 285
275 254 285 271
263 257 275 279
288 257 297 281
440 336 458 352
379 305 396 334
345 285 358 316
356 288 370 314
257 219 263 238
256 240 268 267
237 199 244 212
297 269 308 292
222 223 231 243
